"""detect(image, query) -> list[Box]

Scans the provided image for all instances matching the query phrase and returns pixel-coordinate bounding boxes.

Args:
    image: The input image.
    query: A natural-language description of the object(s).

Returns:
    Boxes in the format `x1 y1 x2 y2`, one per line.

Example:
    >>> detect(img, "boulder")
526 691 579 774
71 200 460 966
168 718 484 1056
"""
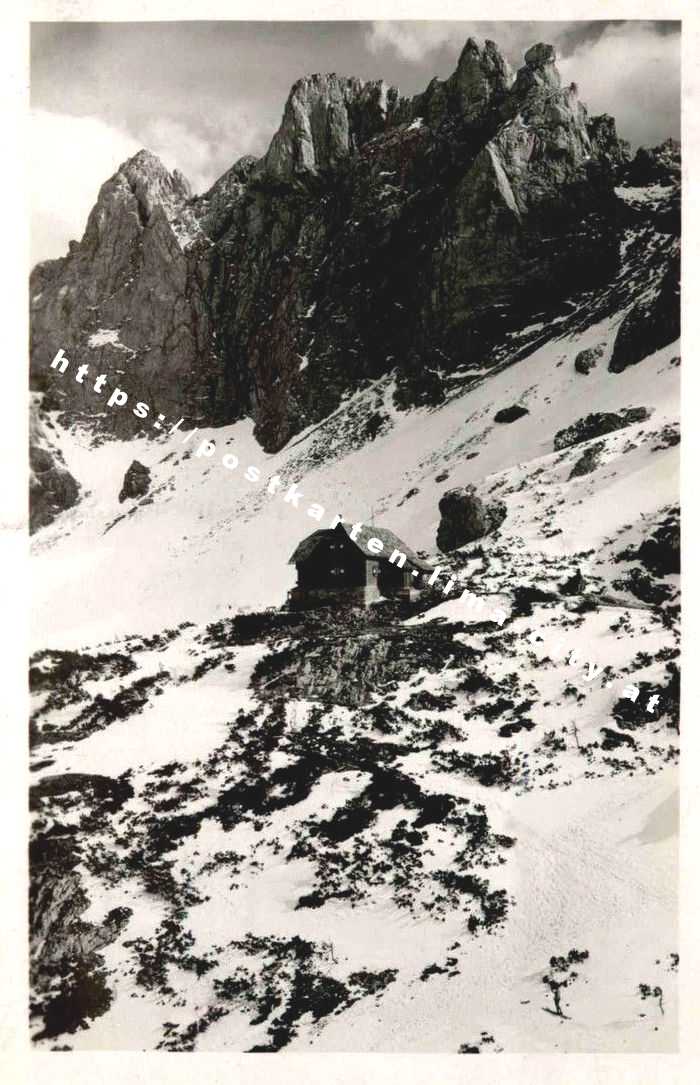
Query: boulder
436 486 506 551
119 461 151 503
553 407 651 451
493 404 529 423
574 344 605 375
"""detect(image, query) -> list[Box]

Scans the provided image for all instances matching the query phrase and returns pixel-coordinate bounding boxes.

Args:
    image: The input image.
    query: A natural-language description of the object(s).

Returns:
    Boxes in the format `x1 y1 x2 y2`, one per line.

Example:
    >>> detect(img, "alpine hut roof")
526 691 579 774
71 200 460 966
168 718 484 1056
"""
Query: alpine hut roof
288 522 433 572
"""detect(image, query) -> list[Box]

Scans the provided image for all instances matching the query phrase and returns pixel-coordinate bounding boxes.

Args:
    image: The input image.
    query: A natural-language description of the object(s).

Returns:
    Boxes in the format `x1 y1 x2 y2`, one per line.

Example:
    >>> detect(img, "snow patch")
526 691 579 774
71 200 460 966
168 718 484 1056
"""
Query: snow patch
88 328 124 349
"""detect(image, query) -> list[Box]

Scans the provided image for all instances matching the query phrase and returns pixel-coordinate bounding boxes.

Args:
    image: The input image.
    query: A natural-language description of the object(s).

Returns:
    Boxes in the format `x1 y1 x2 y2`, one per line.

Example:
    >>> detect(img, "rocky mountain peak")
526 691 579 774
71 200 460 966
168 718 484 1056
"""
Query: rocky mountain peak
448 36 514 121
512 41 562 99
506 42 596 163
29 36 673 471
261 72 405 180
120 147 191 196
90 149 191 233
523 41 558 70
56 147 193 282
29 144 206 440
587 114 631 167
455 36 512 77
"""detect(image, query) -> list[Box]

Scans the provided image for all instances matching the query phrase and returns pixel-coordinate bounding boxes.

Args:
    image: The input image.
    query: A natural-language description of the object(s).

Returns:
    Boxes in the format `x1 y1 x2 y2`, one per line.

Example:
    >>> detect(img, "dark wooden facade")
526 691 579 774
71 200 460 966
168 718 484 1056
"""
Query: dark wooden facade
287 522 431 610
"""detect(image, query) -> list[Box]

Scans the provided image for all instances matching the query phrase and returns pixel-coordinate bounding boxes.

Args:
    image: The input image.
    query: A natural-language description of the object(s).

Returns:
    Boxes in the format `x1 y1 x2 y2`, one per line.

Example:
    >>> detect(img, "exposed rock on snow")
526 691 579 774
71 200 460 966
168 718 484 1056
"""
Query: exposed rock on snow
393 366 446 410
574 343 605 375
493 404 529 423
617 508 680 578
118 460 151 503
29 402 80 533
568 440 605 479
560 568 587 595
637 515 680 578
436 485 507 551
609 253 680 373
28 576 680 1049
553 407 651 451
30 779 134 1039
30 444 80 533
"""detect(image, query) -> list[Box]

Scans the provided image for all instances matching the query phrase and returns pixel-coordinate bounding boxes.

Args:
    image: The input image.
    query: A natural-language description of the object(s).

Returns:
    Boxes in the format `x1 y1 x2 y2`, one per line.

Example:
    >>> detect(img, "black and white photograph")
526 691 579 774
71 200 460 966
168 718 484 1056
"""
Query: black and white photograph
7 3 694 1072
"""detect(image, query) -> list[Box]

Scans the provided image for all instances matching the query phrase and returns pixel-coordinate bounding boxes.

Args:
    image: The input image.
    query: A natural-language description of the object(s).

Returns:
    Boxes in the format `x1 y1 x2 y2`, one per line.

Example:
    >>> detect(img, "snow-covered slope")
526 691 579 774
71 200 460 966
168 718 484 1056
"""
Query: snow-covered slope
29 157 680 1053
31 305 678 647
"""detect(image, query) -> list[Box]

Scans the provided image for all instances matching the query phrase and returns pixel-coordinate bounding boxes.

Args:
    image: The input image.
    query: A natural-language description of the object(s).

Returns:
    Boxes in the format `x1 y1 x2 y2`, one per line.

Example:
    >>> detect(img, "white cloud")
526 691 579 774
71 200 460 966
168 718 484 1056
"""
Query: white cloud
558 22 680 149
365 20 679 150
366 22 460 63
365 20 566 65
31 21 678 268
31 110 140 266
138 107 270 195
31 106 271 266
137 116 232 196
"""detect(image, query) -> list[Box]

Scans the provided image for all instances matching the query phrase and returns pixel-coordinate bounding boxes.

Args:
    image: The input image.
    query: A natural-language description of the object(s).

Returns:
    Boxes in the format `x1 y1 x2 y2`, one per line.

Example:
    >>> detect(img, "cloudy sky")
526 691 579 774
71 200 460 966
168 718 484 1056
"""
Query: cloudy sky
30 20 680 265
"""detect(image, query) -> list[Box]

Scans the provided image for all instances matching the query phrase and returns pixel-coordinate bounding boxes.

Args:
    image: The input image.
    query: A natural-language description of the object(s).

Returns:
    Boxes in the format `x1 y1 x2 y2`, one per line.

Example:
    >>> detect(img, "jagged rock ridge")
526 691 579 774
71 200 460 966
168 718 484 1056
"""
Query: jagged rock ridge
30 38 675 466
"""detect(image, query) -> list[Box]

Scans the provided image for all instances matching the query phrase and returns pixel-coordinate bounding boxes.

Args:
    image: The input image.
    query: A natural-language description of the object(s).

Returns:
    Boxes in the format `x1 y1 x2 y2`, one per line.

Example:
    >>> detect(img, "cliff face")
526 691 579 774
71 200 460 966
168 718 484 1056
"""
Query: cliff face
30 39 633 453
29 396 80 533
30 150 212 431
259 73 409 179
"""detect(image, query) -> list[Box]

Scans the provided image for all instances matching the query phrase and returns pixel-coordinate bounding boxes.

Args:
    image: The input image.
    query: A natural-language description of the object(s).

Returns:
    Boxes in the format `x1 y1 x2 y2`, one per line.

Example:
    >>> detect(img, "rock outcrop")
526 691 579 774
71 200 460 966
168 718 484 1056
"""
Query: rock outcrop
30 777 133 1039
553 407 651 451
493 404 529 423
260 74 407 180
568 440 605 479
635 509 680 577
436 486 507 552
119 460 151 503
30 40 633 453
625 137 680 186
29 400 80 533
574 344 605 375
30 445 80 533
609 252 680 373
30 150 211 437
560 568 587 595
